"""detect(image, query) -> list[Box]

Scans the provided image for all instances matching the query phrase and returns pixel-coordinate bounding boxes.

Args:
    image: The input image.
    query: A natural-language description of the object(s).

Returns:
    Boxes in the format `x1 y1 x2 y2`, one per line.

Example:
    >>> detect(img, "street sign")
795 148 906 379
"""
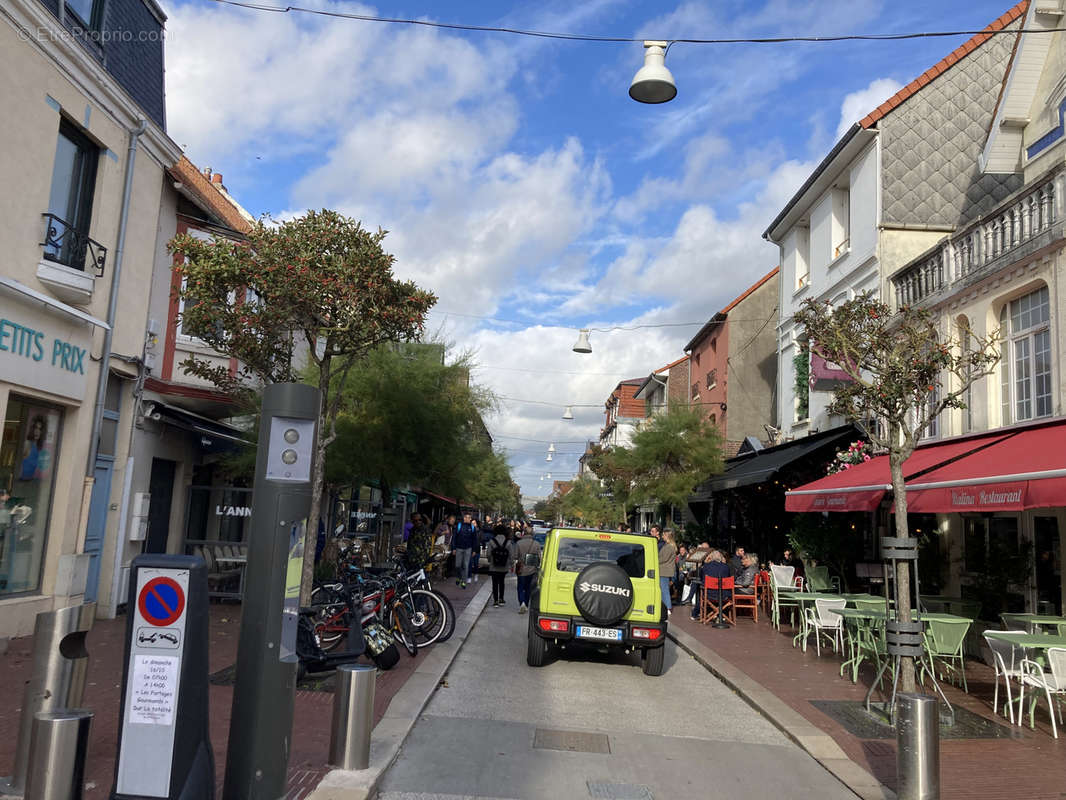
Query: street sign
112 556 214 800
138 577 186 627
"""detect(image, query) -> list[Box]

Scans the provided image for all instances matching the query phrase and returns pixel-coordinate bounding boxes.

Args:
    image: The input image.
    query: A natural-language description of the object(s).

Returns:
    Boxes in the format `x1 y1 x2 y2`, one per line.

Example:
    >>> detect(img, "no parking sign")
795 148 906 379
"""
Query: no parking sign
113 556 214 800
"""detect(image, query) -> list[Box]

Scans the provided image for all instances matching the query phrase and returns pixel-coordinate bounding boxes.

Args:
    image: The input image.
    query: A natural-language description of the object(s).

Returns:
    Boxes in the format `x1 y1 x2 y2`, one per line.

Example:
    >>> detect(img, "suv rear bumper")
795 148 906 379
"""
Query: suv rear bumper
530 610 666 648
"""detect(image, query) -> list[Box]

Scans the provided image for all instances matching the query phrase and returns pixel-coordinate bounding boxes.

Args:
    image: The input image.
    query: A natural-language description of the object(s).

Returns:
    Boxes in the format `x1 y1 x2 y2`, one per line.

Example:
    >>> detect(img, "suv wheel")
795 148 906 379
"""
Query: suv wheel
527 612 549 667
641 644 664 676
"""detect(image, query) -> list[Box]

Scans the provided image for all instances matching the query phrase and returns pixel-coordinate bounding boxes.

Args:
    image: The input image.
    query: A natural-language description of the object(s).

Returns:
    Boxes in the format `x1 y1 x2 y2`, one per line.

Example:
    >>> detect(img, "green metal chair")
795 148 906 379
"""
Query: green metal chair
769 565 798 630
921 617 972 693
1001 613 1029 632
806 566 831 592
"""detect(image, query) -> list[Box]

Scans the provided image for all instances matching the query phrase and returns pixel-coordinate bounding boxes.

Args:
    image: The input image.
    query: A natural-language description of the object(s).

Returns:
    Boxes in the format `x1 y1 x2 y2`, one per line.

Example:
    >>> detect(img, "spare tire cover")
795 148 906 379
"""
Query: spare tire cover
573 562 634 626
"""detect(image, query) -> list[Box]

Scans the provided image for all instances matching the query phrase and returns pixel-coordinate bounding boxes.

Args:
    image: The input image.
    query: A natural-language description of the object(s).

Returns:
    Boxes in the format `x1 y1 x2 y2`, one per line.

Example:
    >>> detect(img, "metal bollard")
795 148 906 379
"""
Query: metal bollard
896 693 940 800
23 710 93 800
0 603 95 794
328 664 376 770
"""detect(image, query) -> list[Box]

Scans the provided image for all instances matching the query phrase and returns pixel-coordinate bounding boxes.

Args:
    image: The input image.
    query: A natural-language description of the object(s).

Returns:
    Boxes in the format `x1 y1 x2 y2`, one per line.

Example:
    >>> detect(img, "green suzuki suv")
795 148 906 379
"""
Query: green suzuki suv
526 527 667 676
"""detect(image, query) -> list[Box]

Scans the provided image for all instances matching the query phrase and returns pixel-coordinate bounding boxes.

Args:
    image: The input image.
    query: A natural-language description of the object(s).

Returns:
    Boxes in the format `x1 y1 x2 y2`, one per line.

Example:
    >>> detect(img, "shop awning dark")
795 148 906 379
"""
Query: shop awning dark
147 401 250 454
692 425 857 500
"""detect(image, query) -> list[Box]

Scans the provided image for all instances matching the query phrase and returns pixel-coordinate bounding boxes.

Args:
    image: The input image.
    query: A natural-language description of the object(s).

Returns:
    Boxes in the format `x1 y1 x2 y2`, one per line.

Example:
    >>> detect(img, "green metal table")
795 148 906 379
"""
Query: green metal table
1007 614 1066 635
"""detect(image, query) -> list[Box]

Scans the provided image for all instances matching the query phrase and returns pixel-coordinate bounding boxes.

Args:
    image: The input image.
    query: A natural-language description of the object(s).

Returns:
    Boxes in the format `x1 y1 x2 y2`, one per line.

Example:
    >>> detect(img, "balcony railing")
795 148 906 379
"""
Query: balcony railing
41 213 107 277
892 168 1060 308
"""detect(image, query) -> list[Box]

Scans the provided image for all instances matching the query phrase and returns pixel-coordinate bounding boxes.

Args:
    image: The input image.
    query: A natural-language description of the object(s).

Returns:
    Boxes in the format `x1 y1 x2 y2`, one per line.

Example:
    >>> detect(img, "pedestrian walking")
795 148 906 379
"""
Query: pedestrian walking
452 513 478 588
514 525 542 614
486 524 516 607
658 529 677 617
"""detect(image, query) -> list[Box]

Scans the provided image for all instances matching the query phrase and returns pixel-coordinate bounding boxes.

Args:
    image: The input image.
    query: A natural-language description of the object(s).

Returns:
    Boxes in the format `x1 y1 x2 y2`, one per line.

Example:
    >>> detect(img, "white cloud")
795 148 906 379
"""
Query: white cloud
836 77 903 139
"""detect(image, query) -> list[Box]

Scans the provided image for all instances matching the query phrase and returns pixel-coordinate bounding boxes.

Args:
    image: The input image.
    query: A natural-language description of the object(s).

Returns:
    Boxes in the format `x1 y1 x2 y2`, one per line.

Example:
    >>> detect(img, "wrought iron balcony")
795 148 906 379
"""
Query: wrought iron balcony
41 213 107 277
892 168 1061 308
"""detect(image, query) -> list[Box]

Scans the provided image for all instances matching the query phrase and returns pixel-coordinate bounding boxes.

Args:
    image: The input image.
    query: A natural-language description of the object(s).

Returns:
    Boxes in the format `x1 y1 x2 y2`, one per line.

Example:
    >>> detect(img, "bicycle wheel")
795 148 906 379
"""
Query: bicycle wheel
390 603 419 656
404 589 448 648
310 583 350 652
431 589 456 643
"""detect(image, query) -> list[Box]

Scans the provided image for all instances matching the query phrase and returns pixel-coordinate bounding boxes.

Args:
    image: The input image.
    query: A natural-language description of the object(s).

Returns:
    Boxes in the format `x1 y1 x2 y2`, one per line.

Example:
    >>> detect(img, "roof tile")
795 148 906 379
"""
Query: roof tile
859 1 1028 130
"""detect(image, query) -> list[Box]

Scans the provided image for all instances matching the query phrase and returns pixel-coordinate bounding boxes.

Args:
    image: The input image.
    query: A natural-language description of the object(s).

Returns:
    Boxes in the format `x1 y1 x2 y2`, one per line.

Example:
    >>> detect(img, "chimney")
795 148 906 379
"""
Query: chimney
202 166 212 180
211 173 223 185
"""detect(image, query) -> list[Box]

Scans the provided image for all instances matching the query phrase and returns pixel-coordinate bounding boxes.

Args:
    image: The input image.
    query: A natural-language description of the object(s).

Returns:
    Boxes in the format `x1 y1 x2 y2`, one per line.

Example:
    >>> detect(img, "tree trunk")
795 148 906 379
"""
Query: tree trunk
299 355 331 605
889 446 916 693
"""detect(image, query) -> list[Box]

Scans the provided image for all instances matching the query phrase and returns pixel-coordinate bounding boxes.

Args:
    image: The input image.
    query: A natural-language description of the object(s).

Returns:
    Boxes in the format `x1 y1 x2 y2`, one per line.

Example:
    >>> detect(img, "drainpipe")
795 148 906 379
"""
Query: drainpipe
86 118 147 477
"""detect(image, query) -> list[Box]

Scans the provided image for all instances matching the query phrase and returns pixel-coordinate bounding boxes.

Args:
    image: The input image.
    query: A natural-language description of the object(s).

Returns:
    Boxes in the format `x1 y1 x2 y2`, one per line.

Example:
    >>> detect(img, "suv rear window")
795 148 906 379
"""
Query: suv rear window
555 537 646 578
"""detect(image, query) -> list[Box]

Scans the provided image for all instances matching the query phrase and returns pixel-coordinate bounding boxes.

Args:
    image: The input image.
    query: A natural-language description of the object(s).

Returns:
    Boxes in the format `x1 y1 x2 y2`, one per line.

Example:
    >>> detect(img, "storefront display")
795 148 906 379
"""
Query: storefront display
0 395 62 595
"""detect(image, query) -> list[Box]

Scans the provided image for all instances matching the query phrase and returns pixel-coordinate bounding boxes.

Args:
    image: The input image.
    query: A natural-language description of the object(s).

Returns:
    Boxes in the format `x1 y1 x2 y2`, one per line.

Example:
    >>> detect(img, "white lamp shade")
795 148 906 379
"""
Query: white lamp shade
546 453 553 462
562 406 574 420
572 329 592 354
629 41 676 104
548 443 556 453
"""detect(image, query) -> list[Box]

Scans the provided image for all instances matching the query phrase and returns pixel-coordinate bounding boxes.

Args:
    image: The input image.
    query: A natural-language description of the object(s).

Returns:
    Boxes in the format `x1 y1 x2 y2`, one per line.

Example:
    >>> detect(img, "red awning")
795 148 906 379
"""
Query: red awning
785 430 1014 512
905 422 1066 512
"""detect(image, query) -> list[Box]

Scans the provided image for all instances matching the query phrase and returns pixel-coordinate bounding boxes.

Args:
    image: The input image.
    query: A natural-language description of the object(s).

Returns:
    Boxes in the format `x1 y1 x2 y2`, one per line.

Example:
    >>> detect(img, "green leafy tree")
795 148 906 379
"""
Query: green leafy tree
170 210 435 601
627 403 725 510
793 292 999 693
560 475 620 528
585 444 636 521
322 343 493 498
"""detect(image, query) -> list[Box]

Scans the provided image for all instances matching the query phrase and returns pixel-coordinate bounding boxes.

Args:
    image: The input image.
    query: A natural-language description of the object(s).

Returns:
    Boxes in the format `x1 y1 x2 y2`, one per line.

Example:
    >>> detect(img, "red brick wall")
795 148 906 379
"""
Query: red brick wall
688 323 729 430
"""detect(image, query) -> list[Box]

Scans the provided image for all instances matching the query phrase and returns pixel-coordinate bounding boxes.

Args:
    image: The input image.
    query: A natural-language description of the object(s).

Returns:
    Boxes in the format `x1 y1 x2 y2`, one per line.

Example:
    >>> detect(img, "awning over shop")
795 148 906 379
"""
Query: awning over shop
696 426 857 498
906 421 1066 512
786 420 1066 513
784 430 1013 512
147 400 251 454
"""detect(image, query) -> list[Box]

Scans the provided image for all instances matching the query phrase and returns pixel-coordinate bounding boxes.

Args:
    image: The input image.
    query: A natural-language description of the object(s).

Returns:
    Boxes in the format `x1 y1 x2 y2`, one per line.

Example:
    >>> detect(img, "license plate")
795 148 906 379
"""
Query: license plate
575 625 622 642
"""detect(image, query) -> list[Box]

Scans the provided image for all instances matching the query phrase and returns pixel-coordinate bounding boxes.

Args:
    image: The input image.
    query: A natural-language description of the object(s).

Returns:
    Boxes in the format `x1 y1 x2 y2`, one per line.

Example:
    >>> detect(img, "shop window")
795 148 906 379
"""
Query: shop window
1000 286 1052 424
0 396 63 596
963 516 1018 574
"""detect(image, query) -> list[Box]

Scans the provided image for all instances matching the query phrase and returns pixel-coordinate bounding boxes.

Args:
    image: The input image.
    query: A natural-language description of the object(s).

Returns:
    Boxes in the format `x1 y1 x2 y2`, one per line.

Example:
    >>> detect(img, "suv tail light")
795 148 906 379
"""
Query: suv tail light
631 627 662 641
538 618 569 633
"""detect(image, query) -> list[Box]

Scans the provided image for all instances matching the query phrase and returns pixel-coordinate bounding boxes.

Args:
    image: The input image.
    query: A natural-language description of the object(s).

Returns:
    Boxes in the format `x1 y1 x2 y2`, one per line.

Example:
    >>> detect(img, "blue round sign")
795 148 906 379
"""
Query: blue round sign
138 577 185 626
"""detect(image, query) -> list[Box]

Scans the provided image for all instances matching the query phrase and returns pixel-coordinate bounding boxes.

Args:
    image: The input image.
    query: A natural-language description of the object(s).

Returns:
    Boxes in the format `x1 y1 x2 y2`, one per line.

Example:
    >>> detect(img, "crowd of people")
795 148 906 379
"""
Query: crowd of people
404 514 804 623
404 513 542 612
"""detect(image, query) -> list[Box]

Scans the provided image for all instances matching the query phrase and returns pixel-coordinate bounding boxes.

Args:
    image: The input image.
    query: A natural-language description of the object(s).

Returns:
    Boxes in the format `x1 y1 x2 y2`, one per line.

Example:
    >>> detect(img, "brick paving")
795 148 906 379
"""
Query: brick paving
0 579 474 798
671 603 1066 799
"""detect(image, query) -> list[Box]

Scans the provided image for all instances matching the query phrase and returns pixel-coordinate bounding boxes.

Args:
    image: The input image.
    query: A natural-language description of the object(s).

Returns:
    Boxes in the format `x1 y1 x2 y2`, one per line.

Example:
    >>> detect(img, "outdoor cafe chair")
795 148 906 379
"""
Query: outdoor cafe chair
759 570 773 616
983 630 1028 724
1018 647 1066 738
804 598 845 656
921 617 971 693
1001 613 1030 632
769 565 797 629
701 576 735 626
734 574 760 623
806 566 832 593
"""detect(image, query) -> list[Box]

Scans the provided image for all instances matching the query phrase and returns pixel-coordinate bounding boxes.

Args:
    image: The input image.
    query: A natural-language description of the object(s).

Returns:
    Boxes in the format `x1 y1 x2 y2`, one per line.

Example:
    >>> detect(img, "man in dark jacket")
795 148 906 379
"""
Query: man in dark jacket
728 546 746 577
452 513 478 588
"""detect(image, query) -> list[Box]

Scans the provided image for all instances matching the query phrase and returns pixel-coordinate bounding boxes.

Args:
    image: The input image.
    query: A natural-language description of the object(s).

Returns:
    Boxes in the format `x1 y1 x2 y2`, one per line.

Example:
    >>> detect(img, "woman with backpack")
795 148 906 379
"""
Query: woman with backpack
487 523 516 607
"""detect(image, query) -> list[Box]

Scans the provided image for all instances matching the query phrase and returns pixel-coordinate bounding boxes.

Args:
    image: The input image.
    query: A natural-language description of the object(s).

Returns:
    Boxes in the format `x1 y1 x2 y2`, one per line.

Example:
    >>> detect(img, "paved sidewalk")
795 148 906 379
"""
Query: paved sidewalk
669 604 1065 800
0 579 476 799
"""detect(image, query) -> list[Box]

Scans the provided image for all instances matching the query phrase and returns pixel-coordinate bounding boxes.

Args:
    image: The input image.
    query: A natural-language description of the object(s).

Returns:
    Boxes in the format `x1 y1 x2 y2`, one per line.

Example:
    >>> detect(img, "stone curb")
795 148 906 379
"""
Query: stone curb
305 579 494 800
669 625 896 800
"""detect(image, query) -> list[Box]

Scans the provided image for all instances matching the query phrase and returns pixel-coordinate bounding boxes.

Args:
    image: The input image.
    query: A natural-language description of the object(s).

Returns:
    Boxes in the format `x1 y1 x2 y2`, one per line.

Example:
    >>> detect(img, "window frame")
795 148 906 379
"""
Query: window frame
1000 286 1052 425
45 118 100 271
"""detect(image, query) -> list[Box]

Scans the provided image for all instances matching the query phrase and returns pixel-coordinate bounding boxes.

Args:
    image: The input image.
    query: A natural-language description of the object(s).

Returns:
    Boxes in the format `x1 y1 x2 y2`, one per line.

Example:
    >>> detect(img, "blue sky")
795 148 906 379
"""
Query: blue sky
162 0 1022 496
